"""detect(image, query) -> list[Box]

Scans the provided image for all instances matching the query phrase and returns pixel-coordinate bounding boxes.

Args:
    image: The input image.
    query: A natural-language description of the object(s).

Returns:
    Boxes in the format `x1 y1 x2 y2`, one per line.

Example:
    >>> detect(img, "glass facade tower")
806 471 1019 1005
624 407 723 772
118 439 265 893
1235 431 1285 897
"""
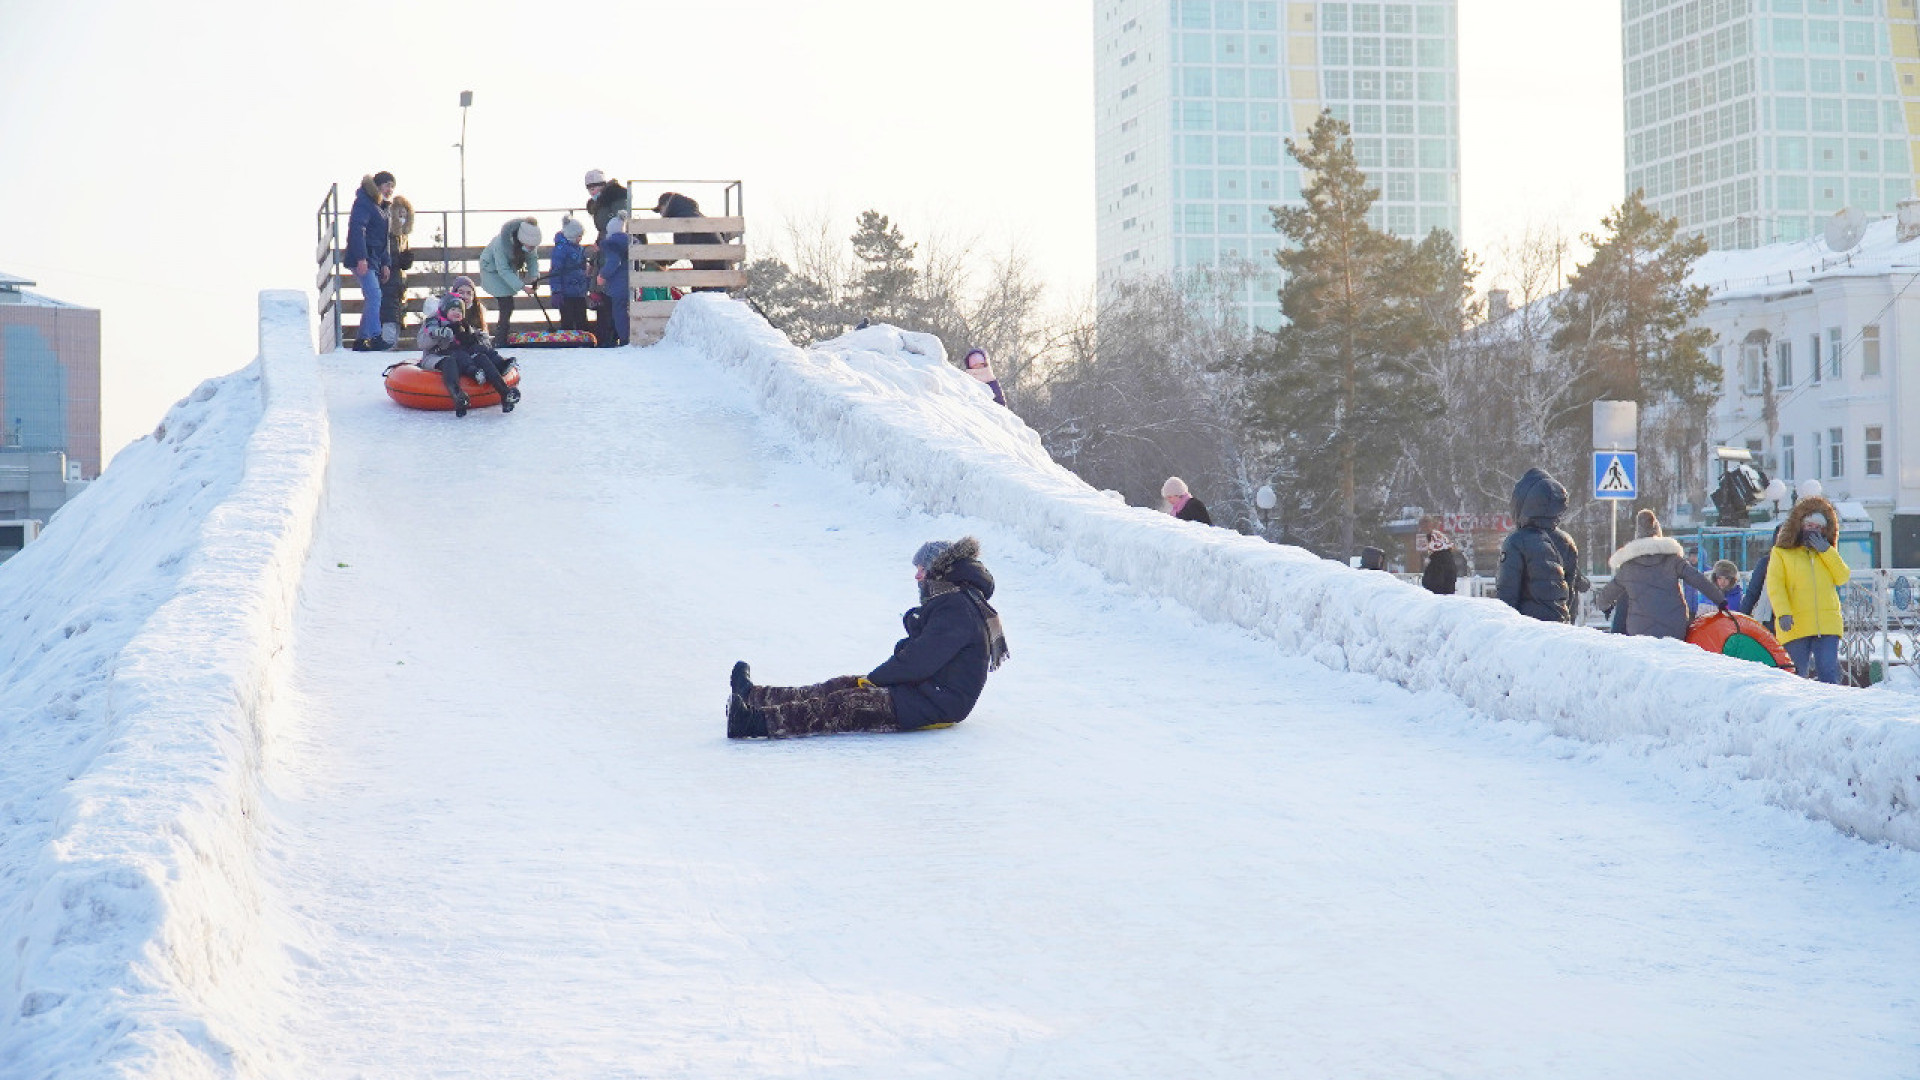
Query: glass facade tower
1624 0 1920 248
1095 0 1462 329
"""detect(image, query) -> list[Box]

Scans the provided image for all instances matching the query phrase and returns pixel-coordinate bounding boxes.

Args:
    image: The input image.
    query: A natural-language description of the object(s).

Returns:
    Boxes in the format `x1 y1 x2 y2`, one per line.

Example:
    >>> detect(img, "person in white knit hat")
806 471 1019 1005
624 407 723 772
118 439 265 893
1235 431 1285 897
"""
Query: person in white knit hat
1161 476 1212 525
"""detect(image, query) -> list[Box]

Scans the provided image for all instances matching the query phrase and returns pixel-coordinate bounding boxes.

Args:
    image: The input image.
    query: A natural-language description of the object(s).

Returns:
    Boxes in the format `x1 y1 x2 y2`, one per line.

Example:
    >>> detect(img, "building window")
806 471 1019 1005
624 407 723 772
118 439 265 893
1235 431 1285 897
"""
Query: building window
1123 249 1140 262
1862 324 1881 376
1121 183 1139 197
1121 84 1138 100
1826 326 1842 378
1866 425 1884 476
1781 434 1796 482
1776 340 1793 387
1809 333 1822 383
1741 341 1764 394
1121 50 1138 66
1123 150 1137 164
1829 427 1845 478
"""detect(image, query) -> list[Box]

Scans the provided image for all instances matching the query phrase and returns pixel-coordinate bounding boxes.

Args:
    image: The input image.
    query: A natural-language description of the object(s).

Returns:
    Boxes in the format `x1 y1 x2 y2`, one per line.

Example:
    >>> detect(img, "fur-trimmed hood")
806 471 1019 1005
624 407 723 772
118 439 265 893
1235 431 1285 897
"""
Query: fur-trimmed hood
388 194 414 239
925 535 993 599
360 174 385 201
1607 534 1684 570
1777 495 1840 549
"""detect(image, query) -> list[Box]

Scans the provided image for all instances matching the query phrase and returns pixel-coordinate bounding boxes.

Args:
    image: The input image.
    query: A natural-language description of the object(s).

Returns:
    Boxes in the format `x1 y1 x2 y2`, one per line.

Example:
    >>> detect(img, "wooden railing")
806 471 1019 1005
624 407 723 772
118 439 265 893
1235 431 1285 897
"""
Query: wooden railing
315 184 747 350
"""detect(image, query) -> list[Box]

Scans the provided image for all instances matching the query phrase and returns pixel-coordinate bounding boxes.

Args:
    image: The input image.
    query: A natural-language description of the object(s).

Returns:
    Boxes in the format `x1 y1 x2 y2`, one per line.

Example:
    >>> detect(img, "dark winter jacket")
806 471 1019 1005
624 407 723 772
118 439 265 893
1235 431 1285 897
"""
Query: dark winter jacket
654 191 725 252
1594 536 1724 640
868 539 999 728
588 180 630 240
549 233 590 299
1742 549 1772 616
344 175 390 272
1495 468 1589 623
1421 548 1460 596
597 232 631 301
1175 496 1212 525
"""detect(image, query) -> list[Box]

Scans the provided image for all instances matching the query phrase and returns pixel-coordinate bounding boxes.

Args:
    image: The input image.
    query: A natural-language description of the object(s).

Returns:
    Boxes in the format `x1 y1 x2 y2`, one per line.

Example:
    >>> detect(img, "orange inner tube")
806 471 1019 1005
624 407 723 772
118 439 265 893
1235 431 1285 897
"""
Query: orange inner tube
1684 609 1796 672
384 362 520 411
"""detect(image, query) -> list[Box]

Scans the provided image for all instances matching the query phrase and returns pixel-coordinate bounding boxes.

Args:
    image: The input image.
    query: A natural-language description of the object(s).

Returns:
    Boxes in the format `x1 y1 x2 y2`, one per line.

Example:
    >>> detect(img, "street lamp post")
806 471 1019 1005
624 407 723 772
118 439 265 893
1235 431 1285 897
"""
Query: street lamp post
456 90 473 248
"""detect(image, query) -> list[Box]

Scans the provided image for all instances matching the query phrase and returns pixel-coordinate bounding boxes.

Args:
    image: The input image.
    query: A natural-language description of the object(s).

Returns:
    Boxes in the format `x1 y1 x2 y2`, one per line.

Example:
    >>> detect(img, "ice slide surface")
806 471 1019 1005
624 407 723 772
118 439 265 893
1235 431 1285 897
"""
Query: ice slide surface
261 341 1920 1079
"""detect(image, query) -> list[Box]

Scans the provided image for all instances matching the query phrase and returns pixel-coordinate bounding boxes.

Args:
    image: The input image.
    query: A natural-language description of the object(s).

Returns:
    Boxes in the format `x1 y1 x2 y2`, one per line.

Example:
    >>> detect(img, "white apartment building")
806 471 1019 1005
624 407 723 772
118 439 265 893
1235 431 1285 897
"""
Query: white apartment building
1698 210 1920 564
1624 0 1920 250
1094 0 1461 329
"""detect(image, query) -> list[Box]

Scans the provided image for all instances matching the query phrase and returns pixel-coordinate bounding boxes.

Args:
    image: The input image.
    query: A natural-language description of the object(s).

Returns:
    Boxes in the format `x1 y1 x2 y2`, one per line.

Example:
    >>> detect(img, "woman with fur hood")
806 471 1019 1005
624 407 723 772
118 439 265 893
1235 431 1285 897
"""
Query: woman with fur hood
1594 510 1725 639
1765 495 1851 683
726 537 1010 739
479 217 541 341
379 194 415 340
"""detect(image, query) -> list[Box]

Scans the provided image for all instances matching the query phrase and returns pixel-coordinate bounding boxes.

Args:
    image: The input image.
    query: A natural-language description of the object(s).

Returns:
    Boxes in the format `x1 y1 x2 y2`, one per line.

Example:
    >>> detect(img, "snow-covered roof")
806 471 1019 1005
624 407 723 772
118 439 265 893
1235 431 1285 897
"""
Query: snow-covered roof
1690 216 1920 301
0 271 89 309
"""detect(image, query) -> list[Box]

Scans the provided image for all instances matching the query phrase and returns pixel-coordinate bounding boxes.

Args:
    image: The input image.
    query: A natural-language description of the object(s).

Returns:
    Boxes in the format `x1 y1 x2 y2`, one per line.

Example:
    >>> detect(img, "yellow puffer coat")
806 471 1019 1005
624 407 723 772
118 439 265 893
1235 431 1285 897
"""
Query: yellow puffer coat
1765 544 1851 643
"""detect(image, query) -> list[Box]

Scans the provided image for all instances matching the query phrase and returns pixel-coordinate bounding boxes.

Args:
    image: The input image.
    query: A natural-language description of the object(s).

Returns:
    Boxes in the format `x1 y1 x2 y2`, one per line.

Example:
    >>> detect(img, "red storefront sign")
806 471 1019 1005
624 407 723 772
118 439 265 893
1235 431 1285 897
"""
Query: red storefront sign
1440 512 1515 534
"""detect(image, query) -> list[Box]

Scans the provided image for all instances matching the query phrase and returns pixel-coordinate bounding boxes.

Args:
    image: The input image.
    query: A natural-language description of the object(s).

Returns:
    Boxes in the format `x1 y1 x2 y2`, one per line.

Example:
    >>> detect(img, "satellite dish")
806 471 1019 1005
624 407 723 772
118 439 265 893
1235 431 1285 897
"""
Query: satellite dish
1824 207 1868 252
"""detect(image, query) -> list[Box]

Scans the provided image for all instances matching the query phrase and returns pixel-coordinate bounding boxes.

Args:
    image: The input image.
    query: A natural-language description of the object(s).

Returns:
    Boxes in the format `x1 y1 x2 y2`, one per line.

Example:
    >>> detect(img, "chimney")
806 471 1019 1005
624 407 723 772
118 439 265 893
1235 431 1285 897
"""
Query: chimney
1899 198 1920 243
1487 288 1511 322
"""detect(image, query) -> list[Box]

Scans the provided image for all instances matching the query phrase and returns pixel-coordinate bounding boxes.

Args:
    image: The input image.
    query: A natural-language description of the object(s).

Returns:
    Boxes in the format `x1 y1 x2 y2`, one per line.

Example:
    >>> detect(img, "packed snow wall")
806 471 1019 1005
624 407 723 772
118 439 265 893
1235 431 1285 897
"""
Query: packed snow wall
666 295 1920 851
0 292 327 1079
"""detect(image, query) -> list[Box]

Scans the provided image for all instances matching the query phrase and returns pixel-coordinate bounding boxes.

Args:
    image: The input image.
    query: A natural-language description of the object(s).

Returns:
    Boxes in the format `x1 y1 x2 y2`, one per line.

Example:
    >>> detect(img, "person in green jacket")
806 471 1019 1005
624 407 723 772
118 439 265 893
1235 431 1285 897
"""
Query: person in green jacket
479 217 541 341
1765 495 1851 684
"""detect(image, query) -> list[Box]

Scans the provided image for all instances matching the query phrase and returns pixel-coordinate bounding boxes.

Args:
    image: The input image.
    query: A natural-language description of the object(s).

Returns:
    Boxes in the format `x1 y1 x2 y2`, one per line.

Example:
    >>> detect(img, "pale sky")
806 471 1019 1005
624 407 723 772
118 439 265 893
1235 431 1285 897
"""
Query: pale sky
0 0 1622 459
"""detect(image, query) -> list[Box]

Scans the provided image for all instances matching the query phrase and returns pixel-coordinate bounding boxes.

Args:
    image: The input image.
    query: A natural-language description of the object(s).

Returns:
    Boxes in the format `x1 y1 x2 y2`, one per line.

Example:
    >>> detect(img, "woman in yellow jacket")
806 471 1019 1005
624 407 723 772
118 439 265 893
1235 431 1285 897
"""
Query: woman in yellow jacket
1765 495 1851 683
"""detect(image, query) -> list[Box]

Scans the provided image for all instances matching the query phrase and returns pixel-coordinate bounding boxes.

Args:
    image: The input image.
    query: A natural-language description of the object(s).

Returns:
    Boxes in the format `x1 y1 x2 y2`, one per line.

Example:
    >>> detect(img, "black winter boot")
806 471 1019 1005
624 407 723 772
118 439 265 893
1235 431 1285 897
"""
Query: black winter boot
451 389 470 418
726 693 765 739
500 386 521 413
730 661 754 699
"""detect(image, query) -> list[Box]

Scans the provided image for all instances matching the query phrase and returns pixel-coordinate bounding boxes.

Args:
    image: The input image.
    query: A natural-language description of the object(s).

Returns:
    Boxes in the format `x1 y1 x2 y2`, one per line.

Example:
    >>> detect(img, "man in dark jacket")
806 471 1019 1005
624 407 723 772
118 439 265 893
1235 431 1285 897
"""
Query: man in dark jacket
653 191 731 289
344 171 395 351
1496 468 1590 623
726 537 1009 739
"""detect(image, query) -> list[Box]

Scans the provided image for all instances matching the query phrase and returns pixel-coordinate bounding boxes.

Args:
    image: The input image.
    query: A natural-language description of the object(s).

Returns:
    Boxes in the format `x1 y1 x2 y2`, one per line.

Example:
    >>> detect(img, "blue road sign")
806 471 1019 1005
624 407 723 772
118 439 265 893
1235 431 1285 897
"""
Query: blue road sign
1594 450 1637 499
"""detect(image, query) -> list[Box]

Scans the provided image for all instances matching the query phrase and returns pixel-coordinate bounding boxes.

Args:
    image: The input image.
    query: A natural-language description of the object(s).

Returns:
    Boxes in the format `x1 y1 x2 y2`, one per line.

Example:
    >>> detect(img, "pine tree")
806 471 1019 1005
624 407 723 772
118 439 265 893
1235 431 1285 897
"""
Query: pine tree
1551 191 1717 415
848 211 919 326
1247 110 1464 557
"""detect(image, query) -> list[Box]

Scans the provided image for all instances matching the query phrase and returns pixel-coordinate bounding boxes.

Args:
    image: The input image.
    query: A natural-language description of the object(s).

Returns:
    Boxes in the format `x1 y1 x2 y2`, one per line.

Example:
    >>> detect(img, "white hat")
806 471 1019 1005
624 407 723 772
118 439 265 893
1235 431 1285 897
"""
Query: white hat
584 168 607 187
561 216 585 240
1162 476 1190 499
516 220 540 248
607 212 628 235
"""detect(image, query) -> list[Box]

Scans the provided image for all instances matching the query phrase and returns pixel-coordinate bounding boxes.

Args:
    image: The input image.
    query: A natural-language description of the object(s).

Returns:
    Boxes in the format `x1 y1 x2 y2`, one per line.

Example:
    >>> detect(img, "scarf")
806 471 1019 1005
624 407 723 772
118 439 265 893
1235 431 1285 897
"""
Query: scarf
920 579 1010 671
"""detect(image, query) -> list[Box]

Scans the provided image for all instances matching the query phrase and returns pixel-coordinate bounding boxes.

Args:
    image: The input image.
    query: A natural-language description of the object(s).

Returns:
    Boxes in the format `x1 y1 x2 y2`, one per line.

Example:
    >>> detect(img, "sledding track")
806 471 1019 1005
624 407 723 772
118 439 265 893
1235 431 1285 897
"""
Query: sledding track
261 342 1920 1079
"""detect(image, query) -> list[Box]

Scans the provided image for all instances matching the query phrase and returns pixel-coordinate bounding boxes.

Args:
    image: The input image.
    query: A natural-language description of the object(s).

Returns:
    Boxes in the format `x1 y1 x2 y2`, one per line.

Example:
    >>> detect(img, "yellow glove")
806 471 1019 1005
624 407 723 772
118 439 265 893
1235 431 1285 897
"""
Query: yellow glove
856 677 876 688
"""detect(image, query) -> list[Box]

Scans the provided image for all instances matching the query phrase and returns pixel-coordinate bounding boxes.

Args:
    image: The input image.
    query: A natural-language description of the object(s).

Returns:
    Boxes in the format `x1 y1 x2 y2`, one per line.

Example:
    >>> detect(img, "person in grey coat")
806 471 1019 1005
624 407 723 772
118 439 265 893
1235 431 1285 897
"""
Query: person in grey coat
1594 509 1726 639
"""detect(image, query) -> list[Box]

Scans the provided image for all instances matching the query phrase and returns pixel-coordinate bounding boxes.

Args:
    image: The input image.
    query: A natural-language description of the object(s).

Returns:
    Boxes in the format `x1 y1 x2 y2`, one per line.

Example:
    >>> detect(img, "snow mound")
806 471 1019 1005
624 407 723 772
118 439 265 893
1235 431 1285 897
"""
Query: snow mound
664 295 1920 850
0 292 327 1079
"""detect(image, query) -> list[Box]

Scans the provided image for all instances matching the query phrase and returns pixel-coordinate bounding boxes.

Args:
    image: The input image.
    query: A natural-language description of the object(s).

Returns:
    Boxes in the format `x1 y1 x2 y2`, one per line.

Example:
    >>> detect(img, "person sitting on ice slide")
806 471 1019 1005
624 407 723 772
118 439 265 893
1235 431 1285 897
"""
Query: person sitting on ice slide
417 294 520 418
726 537 1010 740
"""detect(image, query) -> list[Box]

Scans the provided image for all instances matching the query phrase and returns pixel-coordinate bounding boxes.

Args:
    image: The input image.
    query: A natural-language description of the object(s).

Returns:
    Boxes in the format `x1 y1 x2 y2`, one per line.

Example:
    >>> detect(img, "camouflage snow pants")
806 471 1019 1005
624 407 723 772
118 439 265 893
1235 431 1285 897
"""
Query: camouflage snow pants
747 676 900 739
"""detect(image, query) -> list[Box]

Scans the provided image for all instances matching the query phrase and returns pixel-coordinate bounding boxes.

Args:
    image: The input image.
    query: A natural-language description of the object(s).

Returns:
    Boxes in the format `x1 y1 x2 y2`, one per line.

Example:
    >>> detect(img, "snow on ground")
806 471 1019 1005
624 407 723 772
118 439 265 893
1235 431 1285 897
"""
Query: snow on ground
0 293 327 1079
6 293 1920 1076
258 324 1920 1078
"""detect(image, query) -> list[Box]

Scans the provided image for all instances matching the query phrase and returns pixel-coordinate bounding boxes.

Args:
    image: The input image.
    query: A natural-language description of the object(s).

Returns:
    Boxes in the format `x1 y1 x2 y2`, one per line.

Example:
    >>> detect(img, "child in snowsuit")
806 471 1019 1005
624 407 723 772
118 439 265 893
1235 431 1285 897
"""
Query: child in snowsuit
594 213 632 346
1708 560 1743 615
418 294 520 418
1496 467 1589 623
549 217 592 336
726 537 1009 739
1766 496 1851 683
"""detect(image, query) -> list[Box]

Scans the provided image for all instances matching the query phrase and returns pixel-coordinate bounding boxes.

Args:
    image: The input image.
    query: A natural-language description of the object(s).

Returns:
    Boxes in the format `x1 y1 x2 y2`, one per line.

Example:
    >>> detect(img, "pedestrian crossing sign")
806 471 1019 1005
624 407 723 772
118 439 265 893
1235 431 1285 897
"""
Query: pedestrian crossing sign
1594 451 1637 499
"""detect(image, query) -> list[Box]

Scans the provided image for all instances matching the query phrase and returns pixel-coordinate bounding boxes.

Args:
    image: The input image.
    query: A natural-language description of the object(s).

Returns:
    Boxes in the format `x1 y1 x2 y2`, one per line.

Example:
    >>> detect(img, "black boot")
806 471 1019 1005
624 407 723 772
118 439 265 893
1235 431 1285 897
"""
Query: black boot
730 661 753 699
500 386 521 413
451 388 470 418
726 693 765 739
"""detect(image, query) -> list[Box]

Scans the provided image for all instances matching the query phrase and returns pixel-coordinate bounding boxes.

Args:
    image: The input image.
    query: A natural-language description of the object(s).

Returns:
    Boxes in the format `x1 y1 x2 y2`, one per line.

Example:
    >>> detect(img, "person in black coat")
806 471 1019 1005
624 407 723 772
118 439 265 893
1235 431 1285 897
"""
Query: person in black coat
1162 476 1212 525
1418 528 1460 595
726 537 1009 739
1495 467 1589 623
653 191 732 290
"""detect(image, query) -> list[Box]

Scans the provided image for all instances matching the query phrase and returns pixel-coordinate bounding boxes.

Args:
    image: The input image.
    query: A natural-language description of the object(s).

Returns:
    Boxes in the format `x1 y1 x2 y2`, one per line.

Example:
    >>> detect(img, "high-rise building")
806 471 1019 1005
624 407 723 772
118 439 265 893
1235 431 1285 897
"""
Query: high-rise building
1094 0 1462 329
0 272 102 523
1624 0 1920 249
